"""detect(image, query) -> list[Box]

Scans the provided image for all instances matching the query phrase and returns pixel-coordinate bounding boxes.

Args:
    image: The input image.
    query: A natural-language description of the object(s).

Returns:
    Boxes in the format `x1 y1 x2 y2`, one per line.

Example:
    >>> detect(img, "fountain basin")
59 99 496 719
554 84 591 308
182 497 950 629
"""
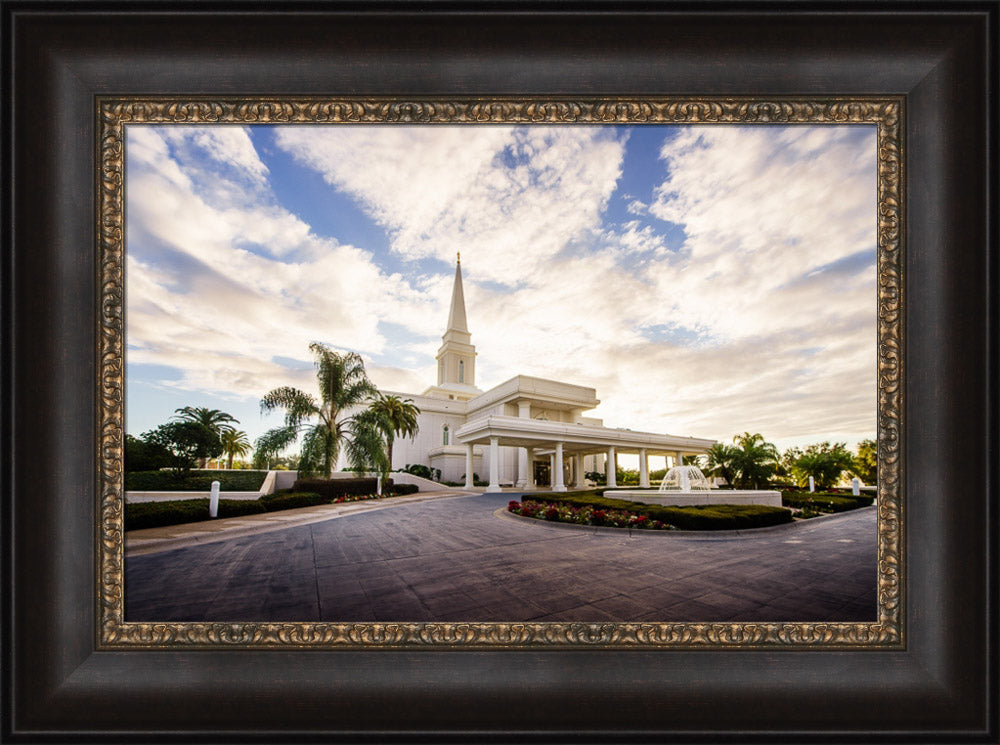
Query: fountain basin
607 489 783 508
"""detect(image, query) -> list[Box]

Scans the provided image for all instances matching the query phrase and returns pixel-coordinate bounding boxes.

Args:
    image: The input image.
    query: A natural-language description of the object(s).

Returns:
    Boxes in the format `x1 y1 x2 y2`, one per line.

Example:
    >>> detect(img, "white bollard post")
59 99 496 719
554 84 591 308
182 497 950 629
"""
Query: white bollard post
852 477 861 496
376 475 382 496
209 480 220 518
808 476 815 493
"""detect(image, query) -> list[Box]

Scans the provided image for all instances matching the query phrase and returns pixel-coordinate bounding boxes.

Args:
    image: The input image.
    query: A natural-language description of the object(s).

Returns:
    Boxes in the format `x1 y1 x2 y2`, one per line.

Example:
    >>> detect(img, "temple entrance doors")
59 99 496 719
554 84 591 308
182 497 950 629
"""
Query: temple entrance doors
534 461 550 487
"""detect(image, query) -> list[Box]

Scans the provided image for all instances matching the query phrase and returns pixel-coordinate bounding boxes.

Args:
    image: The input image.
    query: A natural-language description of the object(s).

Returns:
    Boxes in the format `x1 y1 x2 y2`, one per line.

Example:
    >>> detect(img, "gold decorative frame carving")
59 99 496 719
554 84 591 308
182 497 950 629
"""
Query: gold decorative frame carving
97 97 903 649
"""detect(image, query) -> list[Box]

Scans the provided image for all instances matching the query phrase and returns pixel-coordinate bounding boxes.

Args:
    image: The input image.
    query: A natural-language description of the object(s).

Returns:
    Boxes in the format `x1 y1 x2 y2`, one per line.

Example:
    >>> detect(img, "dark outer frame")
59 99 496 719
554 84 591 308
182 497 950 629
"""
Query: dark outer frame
2 2 996 742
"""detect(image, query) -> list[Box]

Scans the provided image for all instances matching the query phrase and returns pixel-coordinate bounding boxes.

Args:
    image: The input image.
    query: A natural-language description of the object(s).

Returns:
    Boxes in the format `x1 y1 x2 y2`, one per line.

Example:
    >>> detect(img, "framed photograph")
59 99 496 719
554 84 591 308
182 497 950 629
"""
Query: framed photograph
107 99 898 645
3 2 996 741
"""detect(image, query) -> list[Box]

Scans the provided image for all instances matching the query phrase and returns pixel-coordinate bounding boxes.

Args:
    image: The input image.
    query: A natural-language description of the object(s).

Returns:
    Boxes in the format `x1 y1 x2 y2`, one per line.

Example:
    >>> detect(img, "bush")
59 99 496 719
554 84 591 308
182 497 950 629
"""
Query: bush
514 492 793 531
292 477 390 499
781 490 873 512
124 498 265 531
389 483 420 496
259 491 329 511
124 469 268 492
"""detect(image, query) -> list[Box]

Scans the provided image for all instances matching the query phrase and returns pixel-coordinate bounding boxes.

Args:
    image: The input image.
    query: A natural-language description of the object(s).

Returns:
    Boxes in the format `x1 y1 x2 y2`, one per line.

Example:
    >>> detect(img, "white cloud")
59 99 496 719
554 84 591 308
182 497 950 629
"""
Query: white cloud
126 123 877 449
273 125 626 286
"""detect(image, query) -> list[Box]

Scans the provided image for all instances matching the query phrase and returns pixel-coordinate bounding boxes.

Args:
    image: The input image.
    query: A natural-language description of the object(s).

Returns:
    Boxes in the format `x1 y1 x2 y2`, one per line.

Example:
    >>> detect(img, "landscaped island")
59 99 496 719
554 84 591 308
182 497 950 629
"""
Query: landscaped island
507 488 874 531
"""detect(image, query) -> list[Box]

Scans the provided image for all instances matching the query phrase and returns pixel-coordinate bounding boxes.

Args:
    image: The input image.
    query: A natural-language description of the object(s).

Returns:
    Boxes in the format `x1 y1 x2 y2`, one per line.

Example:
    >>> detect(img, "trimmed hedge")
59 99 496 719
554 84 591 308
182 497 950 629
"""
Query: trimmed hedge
259 491 331 511
781 490 874 511
390 483 420 496
125 469 268 492
293 477 390 499
530 492 793 531
125 498 266 531
126 491 332 530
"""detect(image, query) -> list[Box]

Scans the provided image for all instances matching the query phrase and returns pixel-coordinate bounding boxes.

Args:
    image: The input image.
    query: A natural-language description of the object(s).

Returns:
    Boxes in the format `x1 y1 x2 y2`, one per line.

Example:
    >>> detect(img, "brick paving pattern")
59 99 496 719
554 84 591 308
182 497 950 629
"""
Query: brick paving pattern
125 493 877 623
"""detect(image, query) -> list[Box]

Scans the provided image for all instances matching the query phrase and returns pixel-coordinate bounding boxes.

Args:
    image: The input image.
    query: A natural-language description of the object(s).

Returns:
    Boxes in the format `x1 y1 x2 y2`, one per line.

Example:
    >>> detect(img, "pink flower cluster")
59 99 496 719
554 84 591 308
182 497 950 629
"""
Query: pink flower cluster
508 499 673 531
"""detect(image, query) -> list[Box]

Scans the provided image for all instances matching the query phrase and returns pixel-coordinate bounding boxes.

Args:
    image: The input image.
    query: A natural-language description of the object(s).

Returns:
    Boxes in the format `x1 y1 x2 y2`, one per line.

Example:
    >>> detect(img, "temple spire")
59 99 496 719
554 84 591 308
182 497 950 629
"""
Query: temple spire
435 254 476 389
446 253 469 335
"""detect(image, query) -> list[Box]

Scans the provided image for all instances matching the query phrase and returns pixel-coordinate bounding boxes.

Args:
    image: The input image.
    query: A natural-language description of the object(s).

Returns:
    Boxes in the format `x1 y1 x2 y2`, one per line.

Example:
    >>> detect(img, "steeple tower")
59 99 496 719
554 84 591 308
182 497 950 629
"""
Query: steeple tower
436 253 477 389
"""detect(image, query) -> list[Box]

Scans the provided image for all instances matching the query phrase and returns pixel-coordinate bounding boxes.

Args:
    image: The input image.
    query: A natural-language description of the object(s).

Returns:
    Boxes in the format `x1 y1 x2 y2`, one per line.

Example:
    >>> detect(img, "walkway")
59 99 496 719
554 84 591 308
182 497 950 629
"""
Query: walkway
124 493 877 623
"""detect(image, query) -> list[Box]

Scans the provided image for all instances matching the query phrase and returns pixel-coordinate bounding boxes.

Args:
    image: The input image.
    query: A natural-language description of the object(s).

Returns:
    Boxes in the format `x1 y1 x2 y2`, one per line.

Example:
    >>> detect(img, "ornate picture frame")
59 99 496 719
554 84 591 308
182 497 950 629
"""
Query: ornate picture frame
4 4 994 741
99 96 902 649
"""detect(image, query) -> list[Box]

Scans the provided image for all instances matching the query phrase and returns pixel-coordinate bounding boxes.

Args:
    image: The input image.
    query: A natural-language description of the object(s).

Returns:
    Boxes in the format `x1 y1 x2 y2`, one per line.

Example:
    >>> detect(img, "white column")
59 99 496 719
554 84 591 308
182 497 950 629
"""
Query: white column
549 455 555 487
526 447 535 487
639 449 649 488
516 400 531 488
465 444 474 489
607 446 617 488
675 451 684 468
517 447 529 488
575 453 585 488
488 437 501 492
553 442 566 492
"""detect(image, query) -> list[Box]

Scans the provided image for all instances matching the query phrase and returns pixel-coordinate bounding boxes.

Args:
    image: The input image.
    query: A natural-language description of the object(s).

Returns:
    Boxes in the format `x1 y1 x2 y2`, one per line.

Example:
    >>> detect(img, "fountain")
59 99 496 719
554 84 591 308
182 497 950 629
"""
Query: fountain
607 462 782 508
659 465 712 492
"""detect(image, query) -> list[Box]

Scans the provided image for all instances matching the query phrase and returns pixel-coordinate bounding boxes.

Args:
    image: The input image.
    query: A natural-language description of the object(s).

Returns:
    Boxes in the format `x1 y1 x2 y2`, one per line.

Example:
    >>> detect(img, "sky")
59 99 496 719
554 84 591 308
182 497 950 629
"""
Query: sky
124 122 878 457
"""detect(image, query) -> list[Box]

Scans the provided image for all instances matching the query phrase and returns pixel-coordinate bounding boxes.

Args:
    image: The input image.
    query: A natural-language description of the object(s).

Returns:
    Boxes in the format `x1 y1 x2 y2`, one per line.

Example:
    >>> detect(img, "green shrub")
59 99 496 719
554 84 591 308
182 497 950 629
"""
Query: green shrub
259 491 328 511
124 469 268 492
530 492 792 530
389 483 420 496
293 477 387 499
781 490 873 512
124 498 265 531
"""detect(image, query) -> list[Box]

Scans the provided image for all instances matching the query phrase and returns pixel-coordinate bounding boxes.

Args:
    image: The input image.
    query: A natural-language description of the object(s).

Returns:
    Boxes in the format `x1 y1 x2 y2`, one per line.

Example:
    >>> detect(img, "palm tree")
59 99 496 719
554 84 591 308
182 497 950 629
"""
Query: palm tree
172 406 240 467
368 394 420 470
703 442 740 487
220 429 252 469
731 432 780 489
255 343 388 478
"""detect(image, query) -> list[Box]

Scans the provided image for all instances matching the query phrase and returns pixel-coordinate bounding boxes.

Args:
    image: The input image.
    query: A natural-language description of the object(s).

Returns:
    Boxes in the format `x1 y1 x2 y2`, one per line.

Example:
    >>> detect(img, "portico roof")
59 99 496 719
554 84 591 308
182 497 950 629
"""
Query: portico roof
455 414 716 455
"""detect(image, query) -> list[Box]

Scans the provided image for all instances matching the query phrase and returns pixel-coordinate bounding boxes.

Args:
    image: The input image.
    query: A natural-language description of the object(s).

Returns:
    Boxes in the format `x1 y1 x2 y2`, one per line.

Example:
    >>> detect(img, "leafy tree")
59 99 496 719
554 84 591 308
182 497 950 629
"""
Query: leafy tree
255 343 388 478
124 433 172 472
731 432 780 489
142 421 223 477
220 429 252 470
854 438 877 485
790 441 857 490
703 443 741 486
172 406 240 467
778 446 804 481
368 394 420 469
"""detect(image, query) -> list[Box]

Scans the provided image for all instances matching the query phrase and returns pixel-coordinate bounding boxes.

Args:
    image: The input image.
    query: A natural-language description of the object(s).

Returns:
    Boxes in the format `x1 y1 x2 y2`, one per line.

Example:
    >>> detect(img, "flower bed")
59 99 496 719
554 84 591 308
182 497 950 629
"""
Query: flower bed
508 498 793 531
509 499 676 530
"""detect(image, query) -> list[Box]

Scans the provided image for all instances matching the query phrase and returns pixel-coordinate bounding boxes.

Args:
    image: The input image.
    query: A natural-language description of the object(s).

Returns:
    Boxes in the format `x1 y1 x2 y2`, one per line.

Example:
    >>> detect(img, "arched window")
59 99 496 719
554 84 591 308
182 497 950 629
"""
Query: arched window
442 425 450 446
458 359 465 383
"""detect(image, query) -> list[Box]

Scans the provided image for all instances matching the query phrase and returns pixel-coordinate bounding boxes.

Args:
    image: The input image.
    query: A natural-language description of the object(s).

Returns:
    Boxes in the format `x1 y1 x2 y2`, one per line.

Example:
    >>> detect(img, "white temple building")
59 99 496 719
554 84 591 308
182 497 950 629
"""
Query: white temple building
383 257 716 492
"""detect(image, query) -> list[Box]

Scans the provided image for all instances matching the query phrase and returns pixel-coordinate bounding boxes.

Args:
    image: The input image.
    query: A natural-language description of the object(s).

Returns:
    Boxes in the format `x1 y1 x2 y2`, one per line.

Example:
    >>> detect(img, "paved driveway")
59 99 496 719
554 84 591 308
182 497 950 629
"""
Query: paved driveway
125 493 877 623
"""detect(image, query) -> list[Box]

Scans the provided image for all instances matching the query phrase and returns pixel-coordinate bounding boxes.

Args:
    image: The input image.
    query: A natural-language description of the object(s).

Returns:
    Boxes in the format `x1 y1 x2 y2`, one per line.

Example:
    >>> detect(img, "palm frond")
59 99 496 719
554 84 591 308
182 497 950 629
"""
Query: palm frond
298 424 337 478
260 386 319 428
253 426 300 468
344 415 389 475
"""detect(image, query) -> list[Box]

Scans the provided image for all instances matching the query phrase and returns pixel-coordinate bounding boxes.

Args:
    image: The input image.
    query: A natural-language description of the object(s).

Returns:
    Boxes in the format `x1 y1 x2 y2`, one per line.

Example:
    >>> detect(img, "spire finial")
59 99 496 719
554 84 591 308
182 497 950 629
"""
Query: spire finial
457 251 461 265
